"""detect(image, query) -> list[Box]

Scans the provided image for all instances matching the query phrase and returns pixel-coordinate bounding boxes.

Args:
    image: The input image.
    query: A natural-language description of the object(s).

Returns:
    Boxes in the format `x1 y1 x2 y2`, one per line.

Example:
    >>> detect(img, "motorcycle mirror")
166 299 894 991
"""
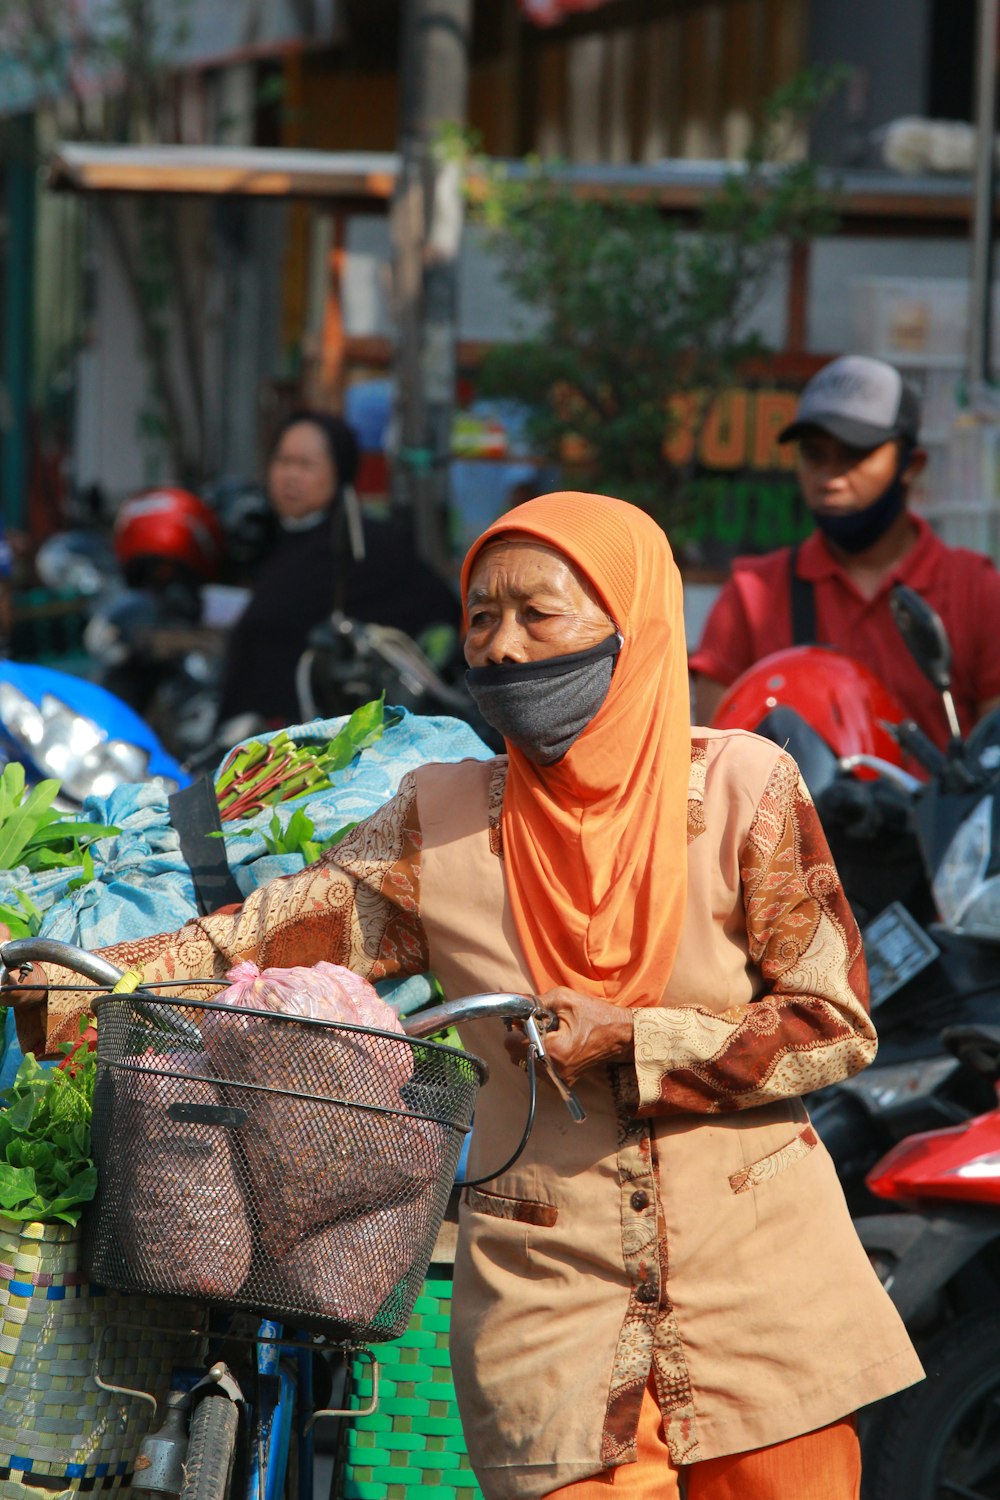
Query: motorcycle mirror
889 584 952 693
890 583 963 745
941 1023 1000 1081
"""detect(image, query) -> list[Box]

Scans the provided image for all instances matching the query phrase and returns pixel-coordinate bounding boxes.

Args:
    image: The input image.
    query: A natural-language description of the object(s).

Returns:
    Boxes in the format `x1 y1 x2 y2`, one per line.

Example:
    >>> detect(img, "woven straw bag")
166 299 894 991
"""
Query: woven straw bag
0 1215 195 1498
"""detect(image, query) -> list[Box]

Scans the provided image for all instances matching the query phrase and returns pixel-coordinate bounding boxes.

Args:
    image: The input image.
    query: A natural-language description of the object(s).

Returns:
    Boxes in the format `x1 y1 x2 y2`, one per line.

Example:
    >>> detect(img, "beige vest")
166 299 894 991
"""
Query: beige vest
416 736 922 1500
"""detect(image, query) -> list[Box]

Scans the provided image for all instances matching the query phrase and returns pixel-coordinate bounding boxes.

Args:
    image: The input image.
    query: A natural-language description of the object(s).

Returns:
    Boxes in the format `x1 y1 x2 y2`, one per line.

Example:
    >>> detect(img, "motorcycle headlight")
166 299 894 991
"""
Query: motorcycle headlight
0 681 45 749
946 1150 1000 1183
931 794 1000 940
64 738 150 802
0 683 150 801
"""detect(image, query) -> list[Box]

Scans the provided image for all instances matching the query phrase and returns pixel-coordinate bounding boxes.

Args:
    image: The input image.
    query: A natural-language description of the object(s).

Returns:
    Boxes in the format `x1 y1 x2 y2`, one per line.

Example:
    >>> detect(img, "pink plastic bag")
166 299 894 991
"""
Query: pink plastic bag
202 959 413 1099
219 960 405 1031
199 961 436 1258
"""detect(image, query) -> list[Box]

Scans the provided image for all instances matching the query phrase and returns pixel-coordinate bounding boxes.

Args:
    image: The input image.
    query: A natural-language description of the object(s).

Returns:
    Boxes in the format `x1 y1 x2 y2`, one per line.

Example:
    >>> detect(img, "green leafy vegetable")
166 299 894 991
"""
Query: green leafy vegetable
0 1029 98 1224
215 697 396 822
0 764 120 875
66 846 97 893
0 890 43 940
219 807 357 863
0 769 60 869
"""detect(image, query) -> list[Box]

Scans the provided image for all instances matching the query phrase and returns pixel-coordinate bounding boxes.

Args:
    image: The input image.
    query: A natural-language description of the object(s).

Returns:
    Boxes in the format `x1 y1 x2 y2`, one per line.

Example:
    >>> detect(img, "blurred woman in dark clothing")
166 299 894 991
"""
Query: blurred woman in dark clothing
215 410 460 729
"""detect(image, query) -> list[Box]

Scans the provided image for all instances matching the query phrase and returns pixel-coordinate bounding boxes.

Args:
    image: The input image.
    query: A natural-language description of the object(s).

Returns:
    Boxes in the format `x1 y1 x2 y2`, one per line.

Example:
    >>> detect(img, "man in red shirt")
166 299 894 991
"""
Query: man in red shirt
689 354 1000 749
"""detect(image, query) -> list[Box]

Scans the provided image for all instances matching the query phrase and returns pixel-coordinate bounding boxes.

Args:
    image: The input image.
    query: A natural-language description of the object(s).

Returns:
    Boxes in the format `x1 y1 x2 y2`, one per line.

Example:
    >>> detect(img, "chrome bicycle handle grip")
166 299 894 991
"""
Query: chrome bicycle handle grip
403 991 587 1124
401 991 539 1038
0 937 125 992
522 1012 587 1124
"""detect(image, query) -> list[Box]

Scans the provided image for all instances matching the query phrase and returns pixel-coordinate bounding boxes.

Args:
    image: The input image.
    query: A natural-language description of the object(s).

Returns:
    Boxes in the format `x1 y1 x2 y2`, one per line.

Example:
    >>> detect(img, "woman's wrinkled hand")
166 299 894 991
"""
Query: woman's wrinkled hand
505 986 634 1087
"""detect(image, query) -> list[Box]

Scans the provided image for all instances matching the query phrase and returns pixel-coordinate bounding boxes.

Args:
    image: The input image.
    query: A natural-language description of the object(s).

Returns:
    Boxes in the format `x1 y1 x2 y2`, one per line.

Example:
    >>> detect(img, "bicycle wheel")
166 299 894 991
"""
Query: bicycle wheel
181 1395 240 1500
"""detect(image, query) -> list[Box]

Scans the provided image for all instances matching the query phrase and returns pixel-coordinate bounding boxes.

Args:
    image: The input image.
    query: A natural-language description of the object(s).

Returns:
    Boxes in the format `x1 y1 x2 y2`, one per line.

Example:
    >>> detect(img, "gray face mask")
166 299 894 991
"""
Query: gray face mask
465 633 622 765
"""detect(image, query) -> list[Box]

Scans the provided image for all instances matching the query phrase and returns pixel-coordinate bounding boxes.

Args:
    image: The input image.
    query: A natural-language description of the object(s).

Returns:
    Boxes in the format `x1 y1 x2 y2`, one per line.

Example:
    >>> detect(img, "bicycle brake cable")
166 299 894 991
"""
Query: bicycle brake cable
460 1045 540 1187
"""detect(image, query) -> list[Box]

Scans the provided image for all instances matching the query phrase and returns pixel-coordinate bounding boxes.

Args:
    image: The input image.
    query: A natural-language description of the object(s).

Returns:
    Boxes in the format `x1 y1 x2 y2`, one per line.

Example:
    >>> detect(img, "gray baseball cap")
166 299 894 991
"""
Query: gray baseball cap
778 355 922 449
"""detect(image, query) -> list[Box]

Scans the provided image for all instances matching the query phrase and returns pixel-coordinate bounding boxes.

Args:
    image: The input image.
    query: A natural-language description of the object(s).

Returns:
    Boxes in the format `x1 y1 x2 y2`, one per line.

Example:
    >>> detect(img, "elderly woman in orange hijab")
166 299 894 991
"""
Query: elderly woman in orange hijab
7 493 920 1500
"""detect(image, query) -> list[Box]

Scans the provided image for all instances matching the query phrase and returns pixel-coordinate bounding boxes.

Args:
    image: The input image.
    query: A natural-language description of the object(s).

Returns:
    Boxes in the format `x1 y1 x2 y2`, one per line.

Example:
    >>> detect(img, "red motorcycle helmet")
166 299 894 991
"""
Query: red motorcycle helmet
711 645 911 774
114 488 225 587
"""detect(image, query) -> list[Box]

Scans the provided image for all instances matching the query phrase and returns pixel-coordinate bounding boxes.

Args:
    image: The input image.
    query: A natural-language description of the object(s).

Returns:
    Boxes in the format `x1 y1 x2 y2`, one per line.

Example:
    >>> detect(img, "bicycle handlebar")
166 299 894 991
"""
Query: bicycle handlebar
401 992 538 1038
1 937 126 991
406 995 586 1121
0 942 535 1031
0 940 586 1124
0 937 206 1049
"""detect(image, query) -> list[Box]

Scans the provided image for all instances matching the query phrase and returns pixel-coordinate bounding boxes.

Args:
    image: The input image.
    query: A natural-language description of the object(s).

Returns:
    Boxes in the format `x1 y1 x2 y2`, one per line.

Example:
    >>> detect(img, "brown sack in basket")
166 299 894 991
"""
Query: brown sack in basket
203 1026 445 1257
105 1051 253 1299
272 1199 428 1332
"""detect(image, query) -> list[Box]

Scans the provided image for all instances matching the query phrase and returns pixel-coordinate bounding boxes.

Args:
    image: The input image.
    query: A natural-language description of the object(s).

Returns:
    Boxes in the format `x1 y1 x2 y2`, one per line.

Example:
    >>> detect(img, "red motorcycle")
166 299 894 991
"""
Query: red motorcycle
710 593 1000 1222
857 1023 1000 1499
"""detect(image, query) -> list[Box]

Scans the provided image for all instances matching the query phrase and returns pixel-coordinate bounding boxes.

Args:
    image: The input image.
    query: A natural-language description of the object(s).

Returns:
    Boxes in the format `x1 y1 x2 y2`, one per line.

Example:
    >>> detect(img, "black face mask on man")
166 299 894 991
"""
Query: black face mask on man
812 446 913 555
465 632 622 765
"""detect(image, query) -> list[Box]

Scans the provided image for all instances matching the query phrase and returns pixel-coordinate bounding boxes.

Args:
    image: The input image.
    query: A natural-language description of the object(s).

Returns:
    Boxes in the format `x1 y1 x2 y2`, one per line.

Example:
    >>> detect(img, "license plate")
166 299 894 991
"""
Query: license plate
862 900 940 1008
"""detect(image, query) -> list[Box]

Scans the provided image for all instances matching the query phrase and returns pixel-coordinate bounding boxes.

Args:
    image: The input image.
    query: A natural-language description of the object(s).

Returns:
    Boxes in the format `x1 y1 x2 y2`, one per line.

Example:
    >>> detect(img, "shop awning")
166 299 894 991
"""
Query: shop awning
46 144 399 201
46 142 993 232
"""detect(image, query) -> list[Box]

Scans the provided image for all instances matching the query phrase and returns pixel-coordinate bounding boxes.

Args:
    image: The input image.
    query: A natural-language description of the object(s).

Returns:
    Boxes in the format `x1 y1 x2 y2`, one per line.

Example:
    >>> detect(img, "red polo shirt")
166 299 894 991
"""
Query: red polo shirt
688 515 1000 749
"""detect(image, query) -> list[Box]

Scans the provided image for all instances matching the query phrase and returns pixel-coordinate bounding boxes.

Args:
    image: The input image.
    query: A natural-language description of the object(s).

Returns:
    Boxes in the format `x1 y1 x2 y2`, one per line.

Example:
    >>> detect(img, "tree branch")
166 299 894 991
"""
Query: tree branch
100 198 191 481
163 200 207 473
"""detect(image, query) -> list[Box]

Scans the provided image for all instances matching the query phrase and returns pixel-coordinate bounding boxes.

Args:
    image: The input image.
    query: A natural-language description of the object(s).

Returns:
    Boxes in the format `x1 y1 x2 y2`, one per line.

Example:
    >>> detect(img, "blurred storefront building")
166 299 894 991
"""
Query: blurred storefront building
0 0 992 561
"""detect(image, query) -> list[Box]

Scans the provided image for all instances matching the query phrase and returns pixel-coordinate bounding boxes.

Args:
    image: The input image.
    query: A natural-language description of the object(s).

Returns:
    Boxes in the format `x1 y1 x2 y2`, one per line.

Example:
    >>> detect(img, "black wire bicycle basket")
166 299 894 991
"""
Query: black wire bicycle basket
83 991 485 1343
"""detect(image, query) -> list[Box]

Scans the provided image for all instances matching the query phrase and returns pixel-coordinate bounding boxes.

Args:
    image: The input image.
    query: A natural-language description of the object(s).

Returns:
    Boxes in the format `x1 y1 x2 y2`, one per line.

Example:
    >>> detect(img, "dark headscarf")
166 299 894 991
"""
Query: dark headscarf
270 409 360 492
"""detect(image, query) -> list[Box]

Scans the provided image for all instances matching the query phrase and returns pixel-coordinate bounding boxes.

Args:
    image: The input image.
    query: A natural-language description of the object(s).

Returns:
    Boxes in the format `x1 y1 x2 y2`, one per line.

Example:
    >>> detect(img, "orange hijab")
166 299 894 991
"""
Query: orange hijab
461 492 690 1009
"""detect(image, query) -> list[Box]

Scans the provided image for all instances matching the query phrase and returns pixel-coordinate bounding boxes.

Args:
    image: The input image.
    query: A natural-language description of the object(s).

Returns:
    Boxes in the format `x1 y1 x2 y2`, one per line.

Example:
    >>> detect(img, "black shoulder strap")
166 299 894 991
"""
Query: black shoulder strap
168 777 244 917
789 543 817 646
331 502 348 616
329 490 367 616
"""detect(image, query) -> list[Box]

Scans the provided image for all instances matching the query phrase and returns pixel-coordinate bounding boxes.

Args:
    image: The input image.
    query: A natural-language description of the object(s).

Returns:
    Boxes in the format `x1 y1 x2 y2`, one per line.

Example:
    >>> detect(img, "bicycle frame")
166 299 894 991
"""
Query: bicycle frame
0 936 568 1500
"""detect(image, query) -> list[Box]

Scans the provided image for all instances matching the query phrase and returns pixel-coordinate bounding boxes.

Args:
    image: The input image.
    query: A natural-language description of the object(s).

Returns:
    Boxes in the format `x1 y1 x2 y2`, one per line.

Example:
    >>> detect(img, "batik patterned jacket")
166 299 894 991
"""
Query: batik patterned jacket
29 727 922 1500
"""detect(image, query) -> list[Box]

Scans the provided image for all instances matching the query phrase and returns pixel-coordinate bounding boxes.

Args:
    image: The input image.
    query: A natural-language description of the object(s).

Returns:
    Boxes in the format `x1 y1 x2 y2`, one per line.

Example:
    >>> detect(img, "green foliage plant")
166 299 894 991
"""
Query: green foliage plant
0 764 120 938
467 70 843 540
0 1023 98 1225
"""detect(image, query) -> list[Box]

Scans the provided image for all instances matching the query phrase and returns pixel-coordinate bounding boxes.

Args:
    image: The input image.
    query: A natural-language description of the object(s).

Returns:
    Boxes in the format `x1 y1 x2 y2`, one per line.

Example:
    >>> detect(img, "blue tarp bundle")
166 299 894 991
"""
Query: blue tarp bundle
0 709 492 1085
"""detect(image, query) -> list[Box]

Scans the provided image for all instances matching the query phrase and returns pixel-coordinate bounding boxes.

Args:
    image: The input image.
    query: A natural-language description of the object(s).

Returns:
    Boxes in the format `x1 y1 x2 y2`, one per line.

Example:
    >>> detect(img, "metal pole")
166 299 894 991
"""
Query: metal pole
969 0 999 389
390 0 472 574
2 116 35 530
